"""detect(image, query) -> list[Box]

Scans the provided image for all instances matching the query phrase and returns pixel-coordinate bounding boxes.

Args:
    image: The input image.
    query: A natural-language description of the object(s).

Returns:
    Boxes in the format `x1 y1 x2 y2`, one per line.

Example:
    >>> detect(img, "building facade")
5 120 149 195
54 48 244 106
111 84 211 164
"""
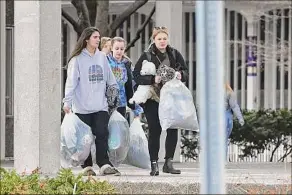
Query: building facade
1 1 291 163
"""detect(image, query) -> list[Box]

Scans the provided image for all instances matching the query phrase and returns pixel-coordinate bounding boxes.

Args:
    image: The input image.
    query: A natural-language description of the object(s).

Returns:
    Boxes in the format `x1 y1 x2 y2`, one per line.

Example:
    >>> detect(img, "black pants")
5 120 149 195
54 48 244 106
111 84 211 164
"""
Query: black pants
143 100 178 161
117 106 131 124
117 107 126 117
75 111 112 168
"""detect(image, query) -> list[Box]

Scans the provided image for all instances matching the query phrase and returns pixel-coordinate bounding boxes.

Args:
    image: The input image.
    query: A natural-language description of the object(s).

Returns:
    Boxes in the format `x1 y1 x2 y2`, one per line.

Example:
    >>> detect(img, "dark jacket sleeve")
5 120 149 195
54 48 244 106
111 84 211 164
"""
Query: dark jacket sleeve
133 52 155 85
175 49 189 84
125 62 135 110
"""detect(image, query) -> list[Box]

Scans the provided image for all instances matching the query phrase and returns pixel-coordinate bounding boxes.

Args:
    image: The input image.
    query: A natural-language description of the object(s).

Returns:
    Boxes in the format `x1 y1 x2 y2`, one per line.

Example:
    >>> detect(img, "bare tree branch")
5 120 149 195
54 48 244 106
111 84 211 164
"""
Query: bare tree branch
278 148 292 162
71 0 90 31
226 9 291 72
109 0 149 37
125 5 155 52
61 8 81 35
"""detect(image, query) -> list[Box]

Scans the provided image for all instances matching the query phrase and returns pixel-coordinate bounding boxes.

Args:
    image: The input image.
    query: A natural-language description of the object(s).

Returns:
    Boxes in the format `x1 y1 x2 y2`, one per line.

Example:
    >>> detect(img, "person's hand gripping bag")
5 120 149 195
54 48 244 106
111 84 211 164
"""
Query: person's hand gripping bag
107 110 130 167
60 113 94 168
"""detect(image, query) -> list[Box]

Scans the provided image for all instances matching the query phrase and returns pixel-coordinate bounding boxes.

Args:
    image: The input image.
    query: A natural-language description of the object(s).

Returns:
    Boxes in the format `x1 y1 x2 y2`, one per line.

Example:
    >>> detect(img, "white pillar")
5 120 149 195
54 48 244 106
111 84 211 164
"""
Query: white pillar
155 1 183 52
155 1 183 162
0 0 6 160
14 1 61 174
264 20 273 109
246 16 258 110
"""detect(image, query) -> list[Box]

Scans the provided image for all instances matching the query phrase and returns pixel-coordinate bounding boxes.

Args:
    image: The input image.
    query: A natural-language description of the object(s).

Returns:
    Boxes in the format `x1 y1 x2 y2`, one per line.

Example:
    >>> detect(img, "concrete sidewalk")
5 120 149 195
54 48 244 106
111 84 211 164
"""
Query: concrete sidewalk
1 161 291 194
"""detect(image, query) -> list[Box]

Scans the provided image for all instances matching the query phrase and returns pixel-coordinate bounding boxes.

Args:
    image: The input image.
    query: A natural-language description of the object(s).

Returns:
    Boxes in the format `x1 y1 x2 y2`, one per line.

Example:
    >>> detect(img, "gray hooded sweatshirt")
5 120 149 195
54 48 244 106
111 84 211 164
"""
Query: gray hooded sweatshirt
225 92 244 123
63 49 118 114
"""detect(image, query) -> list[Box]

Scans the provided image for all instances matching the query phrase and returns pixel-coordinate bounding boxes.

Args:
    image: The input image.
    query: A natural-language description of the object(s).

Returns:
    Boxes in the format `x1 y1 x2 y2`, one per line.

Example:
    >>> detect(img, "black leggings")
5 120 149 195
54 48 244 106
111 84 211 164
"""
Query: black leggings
75 111 112 168
117 106 131 124
117 107 126 117
143 100 178 161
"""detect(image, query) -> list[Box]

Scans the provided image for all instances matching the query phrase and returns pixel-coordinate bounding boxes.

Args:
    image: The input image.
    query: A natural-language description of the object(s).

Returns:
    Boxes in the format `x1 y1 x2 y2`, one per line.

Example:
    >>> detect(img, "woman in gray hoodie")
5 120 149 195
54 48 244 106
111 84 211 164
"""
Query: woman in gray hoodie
63 27 120 176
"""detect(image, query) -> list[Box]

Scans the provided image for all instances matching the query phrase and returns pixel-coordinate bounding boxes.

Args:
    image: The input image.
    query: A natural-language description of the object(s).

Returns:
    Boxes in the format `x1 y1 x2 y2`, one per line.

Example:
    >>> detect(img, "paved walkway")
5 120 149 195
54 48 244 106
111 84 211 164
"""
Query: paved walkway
1 161 291 194
1 161 290 185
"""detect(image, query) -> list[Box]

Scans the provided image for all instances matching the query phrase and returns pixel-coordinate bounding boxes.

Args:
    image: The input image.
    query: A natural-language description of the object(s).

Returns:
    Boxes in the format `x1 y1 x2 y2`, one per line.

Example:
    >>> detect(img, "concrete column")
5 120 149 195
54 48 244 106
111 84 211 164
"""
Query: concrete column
155 1 183 162
0 0 6 160
246 17 258 110
14 1 61 174
155 1 183 52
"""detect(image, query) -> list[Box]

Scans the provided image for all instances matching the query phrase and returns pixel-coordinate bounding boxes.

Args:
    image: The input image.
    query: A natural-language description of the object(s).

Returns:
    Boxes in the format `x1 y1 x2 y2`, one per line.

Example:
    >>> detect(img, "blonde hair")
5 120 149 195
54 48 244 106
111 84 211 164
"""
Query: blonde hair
225 83 233 94
151 27 169 40
100 37 111 49
111 36 127 47
111 36 131 63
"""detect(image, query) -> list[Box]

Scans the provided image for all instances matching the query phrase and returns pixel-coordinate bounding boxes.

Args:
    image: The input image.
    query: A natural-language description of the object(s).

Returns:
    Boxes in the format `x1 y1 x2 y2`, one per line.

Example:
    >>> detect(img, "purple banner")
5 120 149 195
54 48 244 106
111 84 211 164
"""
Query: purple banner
246 36 257 76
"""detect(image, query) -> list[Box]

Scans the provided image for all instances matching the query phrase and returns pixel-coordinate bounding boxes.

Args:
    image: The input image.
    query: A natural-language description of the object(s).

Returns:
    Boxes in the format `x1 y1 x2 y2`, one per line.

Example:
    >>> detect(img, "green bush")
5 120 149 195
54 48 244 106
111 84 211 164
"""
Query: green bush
230 109 292 162
0 167 116 194
181 109 292 162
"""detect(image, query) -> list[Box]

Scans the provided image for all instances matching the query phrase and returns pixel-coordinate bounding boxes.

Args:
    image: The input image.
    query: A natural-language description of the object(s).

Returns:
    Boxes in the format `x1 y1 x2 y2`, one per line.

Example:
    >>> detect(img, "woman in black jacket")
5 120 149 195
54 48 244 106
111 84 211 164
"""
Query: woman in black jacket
133 27 189 176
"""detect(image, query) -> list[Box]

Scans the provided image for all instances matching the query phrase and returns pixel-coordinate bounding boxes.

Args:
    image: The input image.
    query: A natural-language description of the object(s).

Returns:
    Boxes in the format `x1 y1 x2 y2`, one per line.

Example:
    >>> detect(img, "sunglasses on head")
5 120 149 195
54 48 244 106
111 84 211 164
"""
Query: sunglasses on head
154 26 167 30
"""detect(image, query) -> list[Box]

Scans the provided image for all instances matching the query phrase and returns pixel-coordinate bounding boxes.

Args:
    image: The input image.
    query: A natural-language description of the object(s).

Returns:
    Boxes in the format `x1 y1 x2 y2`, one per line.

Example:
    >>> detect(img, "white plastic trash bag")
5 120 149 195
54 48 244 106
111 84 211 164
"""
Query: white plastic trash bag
159 78 199 131
60 113 94 168
108 111 130 167
123 118 150 169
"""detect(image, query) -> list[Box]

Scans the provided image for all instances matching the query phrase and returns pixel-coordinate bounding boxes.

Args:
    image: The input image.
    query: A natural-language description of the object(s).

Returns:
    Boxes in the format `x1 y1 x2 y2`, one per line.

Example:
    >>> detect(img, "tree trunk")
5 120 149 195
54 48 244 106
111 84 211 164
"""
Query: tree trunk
85 0 97 26
62 9 81 36
71 0 90 35
95 0 109 37
63 0 149 40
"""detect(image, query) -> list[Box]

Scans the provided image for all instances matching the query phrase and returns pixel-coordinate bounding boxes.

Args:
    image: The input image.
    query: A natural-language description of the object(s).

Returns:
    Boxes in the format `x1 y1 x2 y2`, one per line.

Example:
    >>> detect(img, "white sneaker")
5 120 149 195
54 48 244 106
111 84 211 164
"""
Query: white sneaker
82 166 96 176
100 164 121 176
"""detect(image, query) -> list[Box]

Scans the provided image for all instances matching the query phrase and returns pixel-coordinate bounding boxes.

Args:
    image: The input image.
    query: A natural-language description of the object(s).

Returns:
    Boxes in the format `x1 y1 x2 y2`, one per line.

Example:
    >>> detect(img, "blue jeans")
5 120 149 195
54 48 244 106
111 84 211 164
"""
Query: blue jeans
225 110 233 161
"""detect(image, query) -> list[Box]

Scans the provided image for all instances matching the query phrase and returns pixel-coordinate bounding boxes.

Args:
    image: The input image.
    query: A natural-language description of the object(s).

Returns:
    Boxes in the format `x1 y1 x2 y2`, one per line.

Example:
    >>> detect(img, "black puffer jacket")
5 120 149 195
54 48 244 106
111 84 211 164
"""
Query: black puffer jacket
133 44 189 86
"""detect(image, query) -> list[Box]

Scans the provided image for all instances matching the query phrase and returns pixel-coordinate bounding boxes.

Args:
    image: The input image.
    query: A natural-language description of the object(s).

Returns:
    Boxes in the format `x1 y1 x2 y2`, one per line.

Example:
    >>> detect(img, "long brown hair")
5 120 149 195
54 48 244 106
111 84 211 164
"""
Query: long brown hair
68 27 100 63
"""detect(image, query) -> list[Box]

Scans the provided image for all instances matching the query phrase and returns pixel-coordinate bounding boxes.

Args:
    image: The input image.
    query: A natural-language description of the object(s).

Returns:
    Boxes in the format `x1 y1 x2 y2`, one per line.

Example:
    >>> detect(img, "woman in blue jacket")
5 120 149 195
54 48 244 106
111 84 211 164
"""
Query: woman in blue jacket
225 84 245 161
106 37 135 117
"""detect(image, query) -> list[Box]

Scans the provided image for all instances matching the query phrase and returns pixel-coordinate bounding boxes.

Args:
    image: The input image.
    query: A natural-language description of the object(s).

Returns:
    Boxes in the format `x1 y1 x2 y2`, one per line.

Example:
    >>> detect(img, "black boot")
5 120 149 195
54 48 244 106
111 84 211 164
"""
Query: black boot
162 158 181 174
150 161 159 176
